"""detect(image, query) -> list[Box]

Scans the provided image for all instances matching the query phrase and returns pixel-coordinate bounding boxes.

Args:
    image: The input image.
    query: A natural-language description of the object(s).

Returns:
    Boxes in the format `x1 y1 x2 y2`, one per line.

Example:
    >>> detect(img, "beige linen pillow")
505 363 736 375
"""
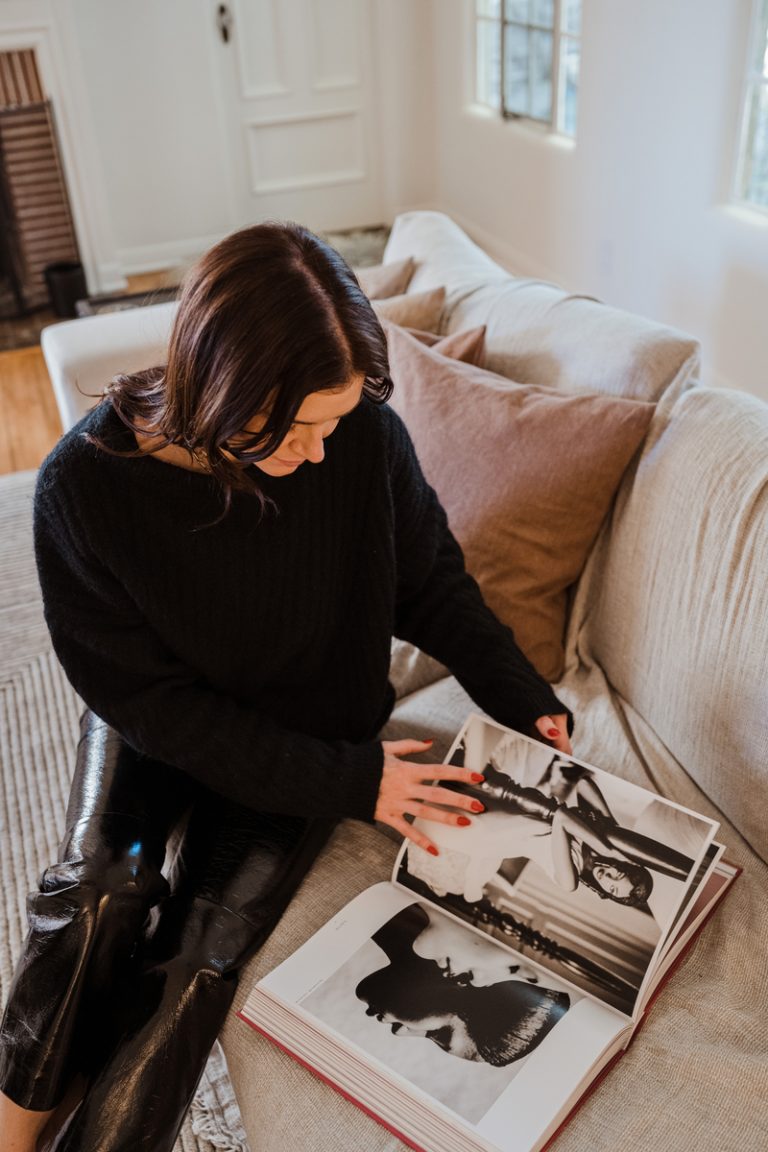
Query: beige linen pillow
387 325 655 681
402 324 487 367
371 287 446 331
354 257 415 300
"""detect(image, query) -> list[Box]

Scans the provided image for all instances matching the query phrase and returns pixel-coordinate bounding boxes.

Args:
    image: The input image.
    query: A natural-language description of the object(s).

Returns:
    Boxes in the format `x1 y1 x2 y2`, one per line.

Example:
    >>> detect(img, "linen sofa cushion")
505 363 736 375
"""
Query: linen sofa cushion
387 326 655 682
42 302 177 431
384 212 700 403
371 287 446 331
572 382 768 864
355 257 415 299
447 282 700 403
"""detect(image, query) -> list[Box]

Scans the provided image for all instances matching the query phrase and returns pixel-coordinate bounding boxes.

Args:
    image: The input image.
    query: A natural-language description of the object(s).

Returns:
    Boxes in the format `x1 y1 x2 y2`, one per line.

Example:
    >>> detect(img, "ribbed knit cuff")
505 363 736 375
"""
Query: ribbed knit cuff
339 739 385 823
507 682 575 738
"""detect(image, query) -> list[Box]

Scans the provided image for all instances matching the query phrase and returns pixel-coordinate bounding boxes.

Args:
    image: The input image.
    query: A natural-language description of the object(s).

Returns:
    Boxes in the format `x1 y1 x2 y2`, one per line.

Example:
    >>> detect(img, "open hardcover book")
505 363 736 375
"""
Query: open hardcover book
238 714 739 1152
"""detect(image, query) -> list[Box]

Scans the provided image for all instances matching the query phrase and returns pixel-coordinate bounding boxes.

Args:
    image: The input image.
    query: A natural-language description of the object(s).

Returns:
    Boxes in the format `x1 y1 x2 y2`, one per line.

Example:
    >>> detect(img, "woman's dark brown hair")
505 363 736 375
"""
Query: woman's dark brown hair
89 221 392 516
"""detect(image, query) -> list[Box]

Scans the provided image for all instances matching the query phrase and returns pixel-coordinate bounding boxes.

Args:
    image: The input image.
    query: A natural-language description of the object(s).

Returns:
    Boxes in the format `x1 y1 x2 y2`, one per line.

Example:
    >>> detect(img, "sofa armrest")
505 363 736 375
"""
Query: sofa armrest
41 302 178 432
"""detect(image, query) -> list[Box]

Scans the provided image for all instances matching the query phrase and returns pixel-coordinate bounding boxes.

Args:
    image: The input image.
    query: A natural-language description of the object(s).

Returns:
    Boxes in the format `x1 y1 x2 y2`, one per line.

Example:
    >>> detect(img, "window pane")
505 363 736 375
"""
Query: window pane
752 0 768 75
530 29 553 120
504 0 529 23
559 36 580 136
504 23 530 116
530 0 554 29
476 0 501 18
741 82 768 207
476 18 502 107
562 0 582 37
755 0 768 78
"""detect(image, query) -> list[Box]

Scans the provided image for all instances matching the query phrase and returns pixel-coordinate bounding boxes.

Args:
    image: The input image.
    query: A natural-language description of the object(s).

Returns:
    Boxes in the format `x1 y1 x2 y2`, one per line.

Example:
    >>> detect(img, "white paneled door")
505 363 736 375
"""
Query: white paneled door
211 0 384 232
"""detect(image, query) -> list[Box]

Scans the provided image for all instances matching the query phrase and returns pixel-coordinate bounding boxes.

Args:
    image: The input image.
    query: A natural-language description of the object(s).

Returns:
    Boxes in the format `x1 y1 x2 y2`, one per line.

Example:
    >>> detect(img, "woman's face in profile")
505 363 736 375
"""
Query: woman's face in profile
591 862 634 900
229 376 364 476
411 913 538 987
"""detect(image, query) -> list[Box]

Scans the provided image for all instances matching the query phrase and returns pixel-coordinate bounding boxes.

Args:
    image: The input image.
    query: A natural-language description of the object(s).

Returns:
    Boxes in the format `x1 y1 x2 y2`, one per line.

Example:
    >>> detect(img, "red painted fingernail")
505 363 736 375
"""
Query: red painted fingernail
548 728 559 738
427 845 439 856
471 801 485 813
423 739 434 746
457 816 471 826
471 773 485 783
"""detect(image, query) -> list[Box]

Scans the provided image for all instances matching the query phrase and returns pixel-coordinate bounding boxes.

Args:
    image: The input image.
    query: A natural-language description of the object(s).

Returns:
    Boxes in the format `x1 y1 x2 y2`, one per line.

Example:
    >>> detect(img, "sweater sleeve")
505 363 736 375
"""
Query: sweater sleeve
385 409 572 736
33 469 384 822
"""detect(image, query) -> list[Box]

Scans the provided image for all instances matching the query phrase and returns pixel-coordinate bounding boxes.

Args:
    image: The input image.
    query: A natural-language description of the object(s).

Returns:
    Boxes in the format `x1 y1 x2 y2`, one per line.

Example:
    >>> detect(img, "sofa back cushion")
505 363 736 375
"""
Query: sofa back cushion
387 325 655 682
578 384 768 863
384 211 700 403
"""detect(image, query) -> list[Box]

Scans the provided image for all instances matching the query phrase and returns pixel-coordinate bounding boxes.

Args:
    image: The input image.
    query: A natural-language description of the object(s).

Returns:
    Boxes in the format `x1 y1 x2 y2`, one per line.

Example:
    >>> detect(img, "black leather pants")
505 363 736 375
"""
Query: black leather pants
0 710 335 1151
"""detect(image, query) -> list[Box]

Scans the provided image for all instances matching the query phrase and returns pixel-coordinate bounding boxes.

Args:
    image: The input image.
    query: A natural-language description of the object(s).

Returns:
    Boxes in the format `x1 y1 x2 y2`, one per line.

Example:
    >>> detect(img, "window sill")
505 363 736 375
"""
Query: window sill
721 201 768 229
463 104 576 150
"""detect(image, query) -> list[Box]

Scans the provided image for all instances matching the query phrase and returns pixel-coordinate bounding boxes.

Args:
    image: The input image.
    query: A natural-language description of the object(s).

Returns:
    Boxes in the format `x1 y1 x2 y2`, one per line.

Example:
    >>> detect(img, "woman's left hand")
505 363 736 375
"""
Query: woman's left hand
534 714 572 755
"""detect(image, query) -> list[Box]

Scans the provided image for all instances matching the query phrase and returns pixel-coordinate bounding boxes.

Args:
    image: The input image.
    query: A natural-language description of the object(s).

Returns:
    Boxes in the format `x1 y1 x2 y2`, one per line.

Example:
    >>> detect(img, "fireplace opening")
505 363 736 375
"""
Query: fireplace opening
0 48 83 319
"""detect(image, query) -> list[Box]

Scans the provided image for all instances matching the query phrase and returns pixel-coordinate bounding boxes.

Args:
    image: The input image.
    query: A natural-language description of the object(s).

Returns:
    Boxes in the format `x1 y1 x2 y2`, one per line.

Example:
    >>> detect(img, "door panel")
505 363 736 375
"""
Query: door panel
213 0 383 231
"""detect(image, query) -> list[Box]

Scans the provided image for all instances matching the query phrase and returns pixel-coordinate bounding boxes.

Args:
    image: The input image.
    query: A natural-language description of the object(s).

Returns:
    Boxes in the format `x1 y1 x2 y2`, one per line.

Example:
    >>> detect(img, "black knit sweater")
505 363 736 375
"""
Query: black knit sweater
33 398 568 823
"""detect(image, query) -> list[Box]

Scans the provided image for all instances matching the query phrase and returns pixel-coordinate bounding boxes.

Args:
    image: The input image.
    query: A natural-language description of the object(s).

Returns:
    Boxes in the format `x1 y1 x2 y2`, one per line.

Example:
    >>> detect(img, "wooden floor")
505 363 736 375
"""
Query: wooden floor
0 271 175 476
0 344 62 474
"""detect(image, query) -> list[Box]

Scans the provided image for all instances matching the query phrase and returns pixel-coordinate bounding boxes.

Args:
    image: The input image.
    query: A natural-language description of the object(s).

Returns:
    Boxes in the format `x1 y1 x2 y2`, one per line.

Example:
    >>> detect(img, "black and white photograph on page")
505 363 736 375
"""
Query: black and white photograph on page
396 716 716 1014
300 901 577 1125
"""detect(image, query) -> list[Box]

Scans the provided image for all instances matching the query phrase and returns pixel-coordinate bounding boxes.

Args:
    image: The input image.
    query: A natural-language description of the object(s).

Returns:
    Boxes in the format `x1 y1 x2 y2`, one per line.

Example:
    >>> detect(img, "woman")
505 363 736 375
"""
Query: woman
0 222 572 1152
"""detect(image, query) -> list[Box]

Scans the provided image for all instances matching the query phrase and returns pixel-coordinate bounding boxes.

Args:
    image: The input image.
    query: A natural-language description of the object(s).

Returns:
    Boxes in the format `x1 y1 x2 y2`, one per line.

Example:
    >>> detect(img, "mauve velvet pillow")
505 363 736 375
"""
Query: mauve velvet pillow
386 325 655 681
355 257 415 299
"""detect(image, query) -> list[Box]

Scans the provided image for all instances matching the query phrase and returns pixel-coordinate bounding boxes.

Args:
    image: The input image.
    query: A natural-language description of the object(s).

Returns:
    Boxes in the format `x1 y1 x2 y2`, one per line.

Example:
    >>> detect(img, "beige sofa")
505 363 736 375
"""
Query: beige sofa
10 211 768 1151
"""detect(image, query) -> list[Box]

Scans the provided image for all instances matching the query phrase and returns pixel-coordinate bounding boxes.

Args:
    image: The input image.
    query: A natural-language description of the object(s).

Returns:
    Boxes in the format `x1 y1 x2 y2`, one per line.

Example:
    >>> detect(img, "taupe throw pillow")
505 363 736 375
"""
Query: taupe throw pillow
354 257 415 300
402 324 487 367
371 287 446 332
387 325 655 681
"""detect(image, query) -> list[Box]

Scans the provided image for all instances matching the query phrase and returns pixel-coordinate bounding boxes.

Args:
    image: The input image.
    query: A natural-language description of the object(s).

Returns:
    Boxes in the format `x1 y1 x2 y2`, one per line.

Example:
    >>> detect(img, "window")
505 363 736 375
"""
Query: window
736 0 768 212
474 0 582 137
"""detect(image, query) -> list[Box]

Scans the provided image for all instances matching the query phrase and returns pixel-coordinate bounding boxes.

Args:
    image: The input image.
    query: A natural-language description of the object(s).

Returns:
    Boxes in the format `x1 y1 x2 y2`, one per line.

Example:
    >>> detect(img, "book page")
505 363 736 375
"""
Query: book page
392 714 719 1017
242 883 629 1152
637 855 738 1015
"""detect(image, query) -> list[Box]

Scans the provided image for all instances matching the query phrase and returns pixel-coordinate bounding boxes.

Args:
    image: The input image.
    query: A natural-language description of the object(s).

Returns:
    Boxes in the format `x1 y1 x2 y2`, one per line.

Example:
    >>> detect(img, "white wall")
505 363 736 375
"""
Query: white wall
370 0 436 217
431 0 768 401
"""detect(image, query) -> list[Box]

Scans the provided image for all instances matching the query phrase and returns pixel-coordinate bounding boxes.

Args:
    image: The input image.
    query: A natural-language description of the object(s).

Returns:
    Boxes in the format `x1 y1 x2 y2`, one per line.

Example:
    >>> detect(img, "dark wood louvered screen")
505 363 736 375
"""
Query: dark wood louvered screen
0 49 81 316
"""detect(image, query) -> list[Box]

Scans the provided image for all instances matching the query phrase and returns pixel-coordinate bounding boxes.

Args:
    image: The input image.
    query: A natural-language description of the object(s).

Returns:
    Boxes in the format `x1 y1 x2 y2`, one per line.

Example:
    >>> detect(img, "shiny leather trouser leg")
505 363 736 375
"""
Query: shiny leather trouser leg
0 710 335 1151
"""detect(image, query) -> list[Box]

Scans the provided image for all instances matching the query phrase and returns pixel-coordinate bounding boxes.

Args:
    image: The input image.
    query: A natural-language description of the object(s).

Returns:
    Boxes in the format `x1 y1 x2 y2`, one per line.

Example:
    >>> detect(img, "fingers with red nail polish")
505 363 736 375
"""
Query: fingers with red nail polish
534 715 572 755
376 738 488 858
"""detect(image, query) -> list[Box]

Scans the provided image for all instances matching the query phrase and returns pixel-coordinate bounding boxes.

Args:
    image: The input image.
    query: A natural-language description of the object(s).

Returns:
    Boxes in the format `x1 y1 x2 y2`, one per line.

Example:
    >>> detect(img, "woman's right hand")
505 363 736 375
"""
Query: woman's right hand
375 739 487 854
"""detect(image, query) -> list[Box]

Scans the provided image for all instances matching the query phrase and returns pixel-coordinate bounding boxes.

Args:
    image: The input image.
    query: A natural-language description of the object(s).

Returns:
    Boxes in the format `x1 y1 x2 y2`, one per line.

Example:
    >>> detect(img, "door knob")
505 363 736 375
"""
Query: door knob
216 3 233 44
